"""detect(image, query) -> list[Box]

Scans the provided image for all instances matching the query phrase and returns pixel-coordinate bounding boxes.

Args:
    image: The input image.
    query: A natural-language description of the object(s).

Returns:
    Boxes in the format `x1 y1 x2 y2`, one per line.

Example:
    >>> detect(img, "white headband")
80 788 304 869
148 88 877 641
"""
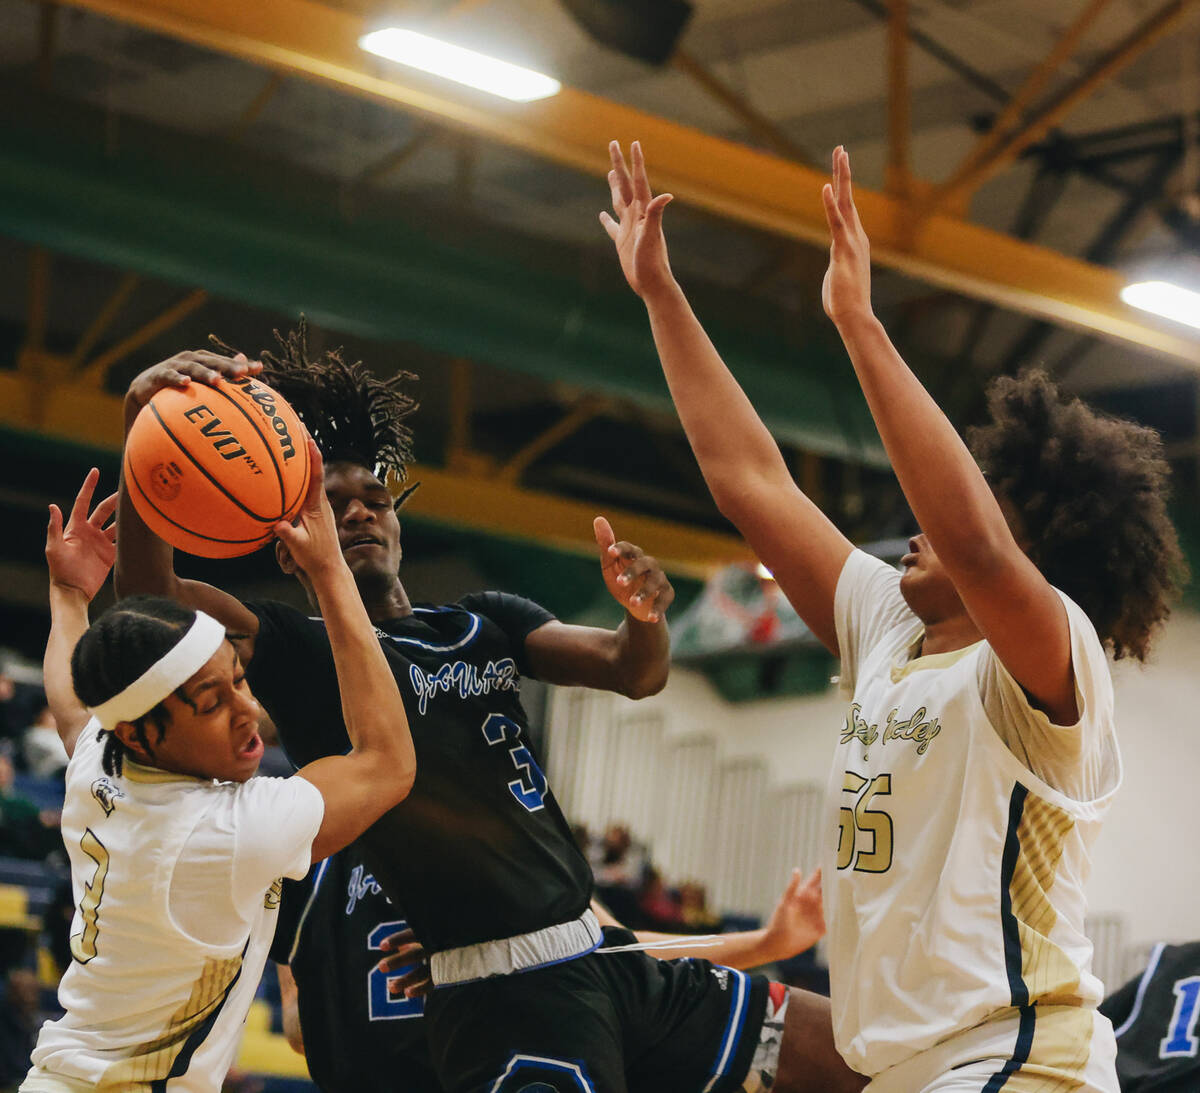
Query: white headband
88 612 227 730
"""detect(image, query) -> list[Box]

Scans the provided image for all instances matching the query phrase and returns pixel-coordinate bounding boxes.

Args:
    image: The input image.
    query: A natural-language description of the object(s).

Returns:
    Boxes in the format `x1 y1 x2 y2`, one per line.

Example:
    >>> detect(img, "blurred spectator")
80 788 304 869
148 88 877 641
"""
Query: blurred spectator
21 708 67 780
0 967 39 1090
0 669 42 756
594 824 647 888
637 867 683 930
678 882 720 932
0 756 59 862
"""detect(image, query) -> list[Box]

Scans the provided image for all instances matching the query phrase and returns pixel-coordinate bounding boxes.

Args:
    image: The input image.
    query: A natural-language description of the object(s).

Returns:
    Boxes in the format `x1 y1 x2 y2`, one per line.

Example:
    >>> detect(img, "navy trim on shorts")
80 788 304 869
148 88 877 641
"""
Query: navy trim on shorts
702 968 751 1093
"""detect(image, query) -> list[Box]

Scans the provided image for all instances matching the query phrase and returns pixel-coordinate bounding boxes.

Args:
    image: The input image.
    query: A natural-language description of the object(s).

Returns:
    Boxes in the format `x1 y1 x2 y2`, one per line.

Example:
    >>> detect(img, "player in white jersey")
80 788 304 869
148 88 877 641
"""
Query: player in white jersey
602 142 1183 1091
22 449 417 1093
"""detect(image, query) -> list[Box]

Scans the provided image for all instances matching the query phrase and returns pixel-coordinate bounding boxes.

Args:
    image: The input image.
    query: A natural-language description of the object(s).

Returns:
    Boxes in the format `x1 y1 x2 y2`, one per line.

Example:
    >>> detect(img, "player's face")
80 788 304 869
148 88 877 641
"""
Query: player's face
135 642 266 783
323 462 403 588
898 533 966 623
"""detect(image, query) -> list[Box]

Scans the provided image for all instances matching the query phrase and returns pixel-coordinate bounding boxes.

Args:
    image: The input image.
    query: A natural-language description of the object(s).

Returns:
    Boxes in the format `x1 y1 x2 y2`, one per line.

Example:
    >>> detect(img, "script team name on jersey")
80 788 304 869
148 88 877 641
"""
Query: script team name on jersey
407 658 519 716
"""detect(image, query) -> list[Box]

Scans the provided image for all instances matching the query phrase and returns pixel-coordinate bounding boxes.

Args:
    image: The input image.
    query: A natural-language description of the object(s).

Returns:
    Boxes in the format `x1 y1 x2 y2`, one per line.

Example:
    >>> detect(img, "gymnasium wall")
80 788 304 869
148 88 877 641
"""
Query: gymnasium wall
545 605 1200 981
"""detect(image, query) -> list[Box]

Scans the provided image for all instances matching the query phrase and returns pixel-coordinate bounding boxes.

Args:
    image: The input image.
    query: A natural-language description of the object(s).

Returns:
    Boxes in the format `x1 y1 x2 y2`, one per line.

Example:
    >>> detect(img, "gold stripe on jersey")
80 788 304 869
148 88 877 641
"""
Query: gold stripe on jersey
122 758 207 785
1010 793 1086 1007
97 953 242 1088
993 1006 1096 1092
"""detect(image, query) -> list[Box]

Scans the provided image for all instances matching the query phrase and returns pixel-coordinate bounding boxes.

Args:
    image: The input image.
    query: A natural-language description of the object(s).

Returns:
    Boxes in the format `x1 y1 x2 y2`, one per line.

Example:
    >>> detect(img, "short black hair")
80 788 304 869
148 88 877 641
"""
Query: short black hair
212 318 420 506
72 597 195 776
968 370 1186 662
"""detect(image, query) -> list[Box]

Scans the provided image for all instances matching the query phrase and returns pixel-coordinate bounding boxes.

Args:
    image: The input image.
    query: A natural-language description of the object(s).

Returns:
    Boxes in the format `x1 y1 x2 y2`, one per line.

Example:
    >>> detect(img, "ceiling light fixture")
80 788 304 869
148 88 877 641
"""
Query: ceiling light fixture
755 563 776 581
1120 281 1200 332
359 28 561 103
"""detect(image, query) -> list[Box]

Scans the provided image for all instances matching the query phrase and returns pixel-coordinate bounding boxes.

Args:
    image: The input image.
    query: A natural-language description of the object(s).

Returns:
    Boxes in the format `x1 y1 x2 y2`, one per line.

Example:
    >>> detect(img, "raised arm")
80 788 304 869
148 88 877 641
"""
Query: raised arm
43 470 118 756
277 443 417 863
594 866 825 969
524 517 672 699
114 350 262 649
602 142 852 654
820 148 1075 722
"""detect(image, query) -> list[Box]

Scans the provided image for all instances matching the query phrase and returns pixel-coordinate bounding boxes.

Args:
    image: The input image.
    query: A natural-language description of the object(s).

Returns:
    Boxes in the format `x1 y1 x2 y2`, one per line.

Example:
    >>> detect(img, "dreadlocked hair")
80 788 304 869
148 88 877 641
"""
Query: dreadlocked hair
967 370 1186 663
211 318 420 505
72 597 196 777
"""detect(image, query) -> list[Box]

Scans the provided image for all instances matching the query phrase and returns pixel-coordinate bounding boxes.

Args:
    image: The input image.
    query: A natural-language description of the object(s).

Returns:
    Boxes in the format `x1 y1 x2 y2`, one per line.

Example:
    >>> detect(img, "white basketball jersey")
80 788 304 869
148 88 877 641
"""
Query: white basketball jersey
826 551 1120 1090
26 721 321 1092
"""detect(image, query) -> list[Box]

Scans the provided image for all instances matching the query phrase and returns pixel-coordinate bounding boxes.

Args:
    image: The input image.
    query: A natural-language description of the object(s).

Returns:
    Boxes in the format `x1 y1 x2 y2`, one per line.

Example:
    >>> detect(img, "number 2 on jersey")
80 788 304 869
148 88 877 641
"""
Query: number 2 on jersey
837 771 894 873
481 713 547 813
367 921 424 1021
70 828 109 963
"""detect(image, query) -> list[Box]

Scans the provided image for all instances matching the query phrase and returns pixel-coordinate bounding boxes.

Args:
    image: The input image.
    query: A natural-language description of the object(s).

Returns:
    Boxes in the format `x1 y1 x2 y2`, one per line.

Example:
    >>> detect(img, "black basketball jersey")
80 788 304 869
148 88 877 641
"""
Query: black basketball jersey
1100 941 1200 1092
245 592 594 952
271 847 439 1093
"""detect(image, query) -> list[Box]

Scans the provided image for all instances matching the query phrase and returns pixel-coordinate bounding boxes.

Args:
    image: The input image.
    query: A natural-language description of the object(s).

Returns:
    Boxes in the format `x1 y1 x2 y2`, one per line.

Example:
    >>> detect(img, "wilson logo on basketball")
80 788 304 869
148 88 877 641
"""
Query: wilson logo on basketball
149 461 183 502
231 378 297 462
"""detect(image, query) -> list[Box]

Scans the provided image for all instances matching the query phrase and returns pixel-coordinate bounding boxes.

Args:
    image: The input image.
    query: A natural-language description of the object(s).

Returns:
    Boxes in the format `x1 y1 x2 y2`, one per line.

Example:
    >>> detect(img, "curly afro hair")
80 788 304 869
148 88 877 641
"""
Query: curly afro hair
967 370 1186 662
212 318 420 506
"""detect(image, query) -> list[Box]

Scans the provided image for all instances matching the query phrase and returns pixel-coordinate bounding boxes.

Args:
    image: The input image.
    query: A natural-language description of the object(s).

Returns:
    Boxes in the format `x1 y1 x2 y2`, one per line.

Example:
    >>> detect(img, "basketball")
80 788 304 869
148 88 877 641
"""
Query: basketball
123 375 311 558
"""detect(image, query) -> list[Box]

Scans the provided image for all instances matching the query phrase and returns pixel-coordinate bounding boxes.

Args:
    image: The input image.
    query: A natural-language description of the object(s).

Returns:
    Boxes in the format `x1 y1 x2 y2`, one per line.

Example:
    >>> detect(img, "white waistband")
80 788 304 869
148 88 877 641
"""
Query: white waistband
431 909 602 986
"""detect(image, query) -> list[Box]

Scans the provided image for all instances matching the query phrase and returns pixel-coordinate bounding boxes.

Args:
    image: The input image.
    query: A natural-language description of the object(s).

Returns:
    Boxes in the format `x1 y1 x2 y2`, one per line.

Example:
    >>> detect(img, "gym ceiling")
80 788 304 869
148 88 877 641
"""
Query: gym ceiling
0 0 1198 652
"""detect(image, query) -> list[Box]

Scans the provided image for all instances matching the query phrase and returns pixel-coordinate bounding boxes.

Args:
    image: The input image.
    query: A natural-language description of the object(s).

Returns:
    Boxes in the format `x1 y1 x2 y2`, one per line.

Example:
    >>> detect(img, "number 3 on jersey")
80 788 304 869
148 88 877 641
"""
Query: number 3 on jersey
481 714 547 812
70 828 109 963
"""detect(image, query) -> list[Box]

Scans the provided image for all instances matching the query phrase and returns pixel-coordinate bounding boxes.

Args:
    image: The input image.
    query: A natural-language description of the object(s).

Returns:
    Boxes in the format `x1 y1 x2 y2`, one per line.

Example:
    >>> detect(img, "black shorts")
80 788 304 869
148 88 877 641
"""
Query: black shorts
424 926 769 1093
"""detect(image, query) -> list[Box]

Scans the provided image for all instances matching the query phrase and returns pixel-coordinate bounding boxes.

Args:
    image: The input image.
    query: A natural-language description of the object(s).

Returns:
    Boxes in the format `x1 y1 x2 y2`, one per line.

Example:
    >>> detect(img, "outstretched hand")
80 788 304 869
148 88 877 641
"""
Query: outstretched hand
273 440 341 578
46 469 118 602
821 147 874 327
600 140 676 301
761 867 825 960
594 517 673 624
125 349 262 424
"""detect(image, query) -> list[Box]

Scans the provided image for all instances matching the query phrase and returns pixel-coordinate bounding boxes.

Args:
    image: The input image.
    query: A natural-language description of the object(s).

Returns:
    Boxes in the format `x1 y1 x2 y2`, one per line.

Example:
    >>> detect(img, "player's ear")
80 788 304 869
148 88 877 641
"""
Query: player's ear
112 721 153 761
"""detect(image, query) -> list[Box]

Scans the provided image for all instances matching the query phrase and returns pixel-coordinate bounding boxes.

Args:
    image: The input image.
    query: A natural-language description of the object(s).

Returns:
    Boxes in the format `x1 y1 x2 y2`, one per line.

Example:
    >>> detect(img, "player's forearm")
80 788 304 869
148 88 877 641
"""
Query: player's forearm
308 564 415 787
642 284 794 513
611 616 670 698
44 583 92 734
834 311 1015 574
632 927 777 970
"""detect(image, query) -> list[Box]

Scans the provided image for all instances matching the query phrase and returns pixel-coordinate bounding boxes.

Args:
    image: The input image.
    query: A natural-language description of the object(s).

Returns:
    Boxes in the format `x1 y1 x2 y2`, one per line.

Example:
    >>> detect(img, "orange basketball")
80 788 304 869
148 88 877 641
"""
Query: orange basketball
124 376 311 558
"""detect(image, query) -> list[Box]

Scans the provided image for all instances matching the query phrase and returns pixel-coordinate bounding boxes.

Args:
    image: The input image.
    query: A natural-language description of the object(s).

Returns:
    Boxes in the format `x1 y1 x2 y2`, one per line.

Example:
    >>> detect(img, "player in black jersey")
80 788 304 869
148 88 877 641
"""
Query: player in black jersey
272 844 828 1093
114 332 865 1093
1100 941 1200 1092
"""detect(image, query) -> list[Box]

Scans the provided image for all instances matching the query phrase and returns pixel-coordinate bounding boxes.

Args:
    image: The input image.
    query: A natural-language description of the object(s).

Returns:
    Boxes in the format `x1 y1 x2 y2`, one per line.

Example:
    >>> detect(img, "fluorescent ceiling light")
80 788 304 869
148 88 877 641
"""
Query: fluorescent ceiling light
1120 281 1200 332
755 562 776 581
359 28 561 102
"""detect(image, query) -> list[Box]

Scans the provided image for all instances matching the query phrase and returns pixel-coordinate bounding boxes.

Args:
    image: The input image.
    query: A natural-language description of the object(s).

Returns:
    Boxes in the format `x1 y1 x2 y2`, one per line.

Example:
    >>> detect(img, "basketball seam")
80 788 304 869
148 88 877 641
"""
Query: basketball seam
147 399 279 523
208 382 288 515
126 452 274 547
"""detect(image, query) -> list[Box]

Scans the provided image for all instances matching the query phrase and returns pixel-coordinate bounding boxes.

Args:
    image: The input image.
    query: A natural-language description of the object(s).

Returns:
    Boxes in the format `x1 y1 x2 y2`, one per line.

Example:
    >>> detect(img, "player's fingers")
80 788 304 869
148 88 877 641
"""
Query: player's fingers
593 516 616 558
90 491 119 529
302 439 325 512
608 170 627 217
630 140 653 205
392 963 432 994
608 140 635 208
46 504 63 545
378 927 416 951
68 468 100 528
105 524 117 544
376 944 425 974
599 210 620 241
644 192 673 234
821 183 846 238
615 552 653 585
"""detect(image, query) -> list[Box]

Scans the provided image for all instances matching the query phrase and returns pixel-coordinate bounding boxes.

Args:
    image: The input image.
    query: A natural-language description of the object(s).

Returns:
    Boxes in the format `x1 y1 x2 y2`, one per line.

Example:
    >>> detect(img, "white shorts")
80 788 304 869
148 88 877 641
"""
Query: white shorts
19 1069 94 1093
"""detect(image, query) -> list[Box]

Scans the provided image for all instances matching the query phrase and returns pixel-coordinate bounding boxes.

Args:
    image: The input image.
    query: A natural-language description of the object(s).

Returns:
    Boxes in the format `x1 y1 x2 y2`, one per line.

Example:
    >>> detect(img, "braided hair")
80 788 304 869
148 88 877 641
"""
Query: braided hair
211 318 420 506
968 371 1186 662
71 597 196 776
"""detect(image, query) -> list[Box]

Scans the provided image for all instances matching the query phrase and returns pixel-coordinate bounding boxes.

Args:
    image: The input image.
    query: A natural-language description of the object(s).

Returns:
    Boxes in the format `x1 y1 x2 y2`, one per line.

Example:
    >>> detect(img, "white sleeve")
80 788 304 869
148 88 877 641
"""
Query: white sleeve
833 549 913 697
976 589 1120 801
229 775 325 918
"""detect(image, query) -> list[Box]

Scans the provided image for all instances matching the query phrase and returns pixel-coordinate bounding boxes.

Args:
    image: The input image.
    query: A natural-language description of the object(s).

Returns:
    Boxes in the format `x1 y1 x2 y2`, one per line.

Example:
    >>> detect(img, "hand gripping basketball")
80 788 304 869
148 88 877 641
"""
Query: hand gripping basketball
272 440 342 579
124 350 262 428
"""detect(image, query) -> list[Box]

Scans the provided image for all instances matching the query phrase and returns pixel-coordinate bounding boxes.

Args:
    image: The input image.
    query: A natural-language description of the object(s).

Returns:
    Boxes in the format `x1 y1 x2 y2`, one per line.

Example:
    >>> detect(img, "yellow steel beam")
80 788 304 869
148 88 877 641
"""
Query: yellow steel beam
930 0 1114 211
69 271 141 369
226 70 284 142
77 289 208 387
498 398 605 484
55 0 1200 363
932 0 1197 210
21 248 52 362
0 373 753 577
